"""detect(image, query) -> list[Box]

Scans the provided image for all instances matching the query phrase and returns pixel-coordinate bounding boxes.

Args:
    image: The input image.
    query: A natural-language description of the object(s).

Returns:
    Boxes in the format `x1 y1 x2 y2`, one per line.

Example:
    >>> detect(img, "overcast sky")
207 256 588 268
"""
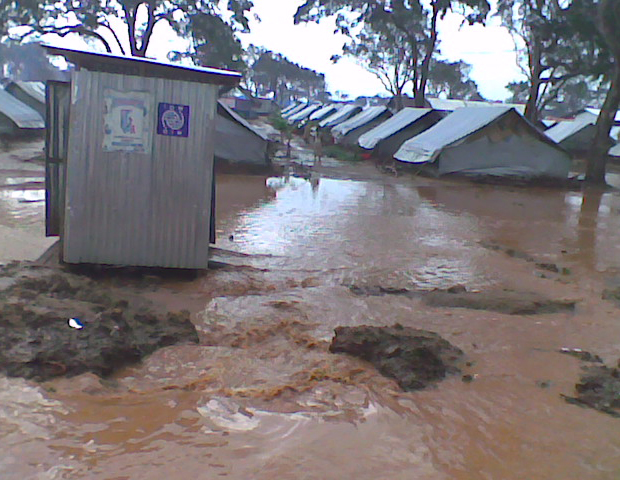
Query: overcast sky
238 0 524 100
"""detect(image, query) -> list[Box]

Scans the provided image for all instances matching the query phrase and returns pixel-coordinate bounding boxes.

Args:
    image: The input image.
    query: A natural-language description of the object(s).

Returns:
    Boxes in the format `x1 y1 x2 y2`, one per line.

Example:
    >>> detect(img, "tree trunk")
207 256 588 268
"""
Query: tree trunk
585 64 620 184
525 44 543 122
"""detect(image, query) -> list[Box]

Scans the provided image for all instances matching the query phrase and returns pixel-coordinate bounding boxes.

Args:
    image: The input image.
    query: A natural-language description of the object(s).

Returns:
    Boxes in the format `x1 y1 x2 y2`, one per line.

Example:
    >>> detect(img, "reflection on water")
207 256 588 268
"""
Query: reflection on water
7 169 620 479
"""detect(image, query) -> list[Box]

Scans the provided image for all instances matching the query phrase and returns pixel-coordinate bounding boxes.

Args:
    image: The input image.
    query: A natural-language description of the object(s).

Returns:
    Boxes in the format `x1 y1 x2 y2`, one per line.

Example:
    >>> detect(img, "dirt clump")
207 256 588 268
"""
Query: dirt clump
563 364 620 418
329 324 464 391
0 264 198 381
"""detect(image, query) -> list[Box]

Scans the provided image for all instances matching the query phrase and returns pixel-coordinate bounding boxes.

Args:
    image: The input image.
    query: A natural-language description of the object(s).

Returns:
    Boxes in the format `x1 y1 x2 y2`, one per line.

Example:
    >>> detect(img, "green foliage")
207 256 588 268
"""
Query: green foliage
323 145 361 162
2 0 253 60
427 60 484 100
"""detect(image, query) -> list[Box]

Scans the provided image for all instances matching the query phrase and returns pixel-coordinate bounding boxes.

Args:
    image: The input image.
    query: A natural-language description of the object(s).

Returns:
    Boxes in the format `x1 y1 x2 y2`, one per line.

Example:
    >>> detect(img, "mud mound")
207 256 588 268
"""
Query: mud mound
329 325 464 391
563 364 620 418
0 265 198 381
422 289 576 315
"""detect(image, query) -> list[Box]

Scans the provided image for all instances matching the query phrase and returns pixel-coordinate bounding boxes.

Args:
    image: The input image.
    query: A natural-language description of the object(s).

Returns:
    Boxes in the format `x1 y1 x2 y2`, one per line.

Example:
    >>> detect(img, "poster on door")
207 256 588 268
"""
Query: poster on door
103 90 152 153
157 103 190 138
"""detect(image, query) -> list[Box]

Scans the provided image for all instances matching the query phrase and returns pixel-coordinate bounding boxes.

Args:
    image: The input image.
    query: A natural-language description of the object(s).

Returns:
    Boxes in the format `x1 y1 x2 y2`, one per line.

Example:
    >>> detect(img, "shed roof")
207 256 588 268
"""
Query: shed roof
545 111 598 143
394 107 558 164
332 106 389 137
43 45 241 86
0 87 45 129
217 100 269 141
358 108 432 150
319 104 361 128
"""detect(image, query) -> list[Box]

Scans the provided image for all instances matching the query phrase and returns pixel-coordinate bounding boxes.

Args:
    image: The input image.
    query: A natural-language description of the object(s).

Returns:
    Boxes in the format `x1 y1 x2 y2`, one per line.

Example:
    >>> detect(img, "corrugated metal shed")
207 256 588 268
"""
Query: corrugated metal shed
319 104 362 128
44 45 239 268
332 106 389 139
358 108 433 150
0 87 45 129
287 103 321 123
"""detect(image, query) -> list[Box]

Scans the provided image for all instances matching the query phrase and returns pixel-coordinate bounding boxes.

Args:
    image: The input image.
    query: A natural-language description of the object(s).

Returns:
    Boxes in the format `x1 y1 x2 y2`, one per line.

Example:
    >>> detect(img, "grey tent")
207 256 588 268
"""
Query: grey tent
5 81 46 118
394 107 571 179
546 111 617 155
308 103 341 122
319 104 363 129
0 87 45 135
427 97 526 114
215 100 272 170
331 106 393 146
357 108 444 159
282 102 309 119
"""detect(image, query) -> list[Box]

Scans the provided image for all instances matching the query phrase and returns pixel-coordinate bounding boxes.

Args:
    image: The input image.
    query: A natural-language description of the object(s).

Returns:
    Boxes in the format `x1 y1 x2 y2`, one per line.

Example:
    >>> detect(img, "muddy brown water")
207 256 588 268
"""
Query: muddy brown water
4 156 620 479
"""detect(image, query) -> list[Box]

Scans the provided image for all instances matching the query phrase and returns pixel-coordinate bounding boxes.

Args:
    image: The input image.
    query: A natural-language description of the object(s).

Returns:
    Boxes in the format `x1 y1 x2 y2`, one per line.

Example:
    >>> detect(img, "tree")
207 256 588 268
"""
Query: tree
294 0 490 106
586 0 620 184
426 59 484 100
3 0 254 59
496 0 609 121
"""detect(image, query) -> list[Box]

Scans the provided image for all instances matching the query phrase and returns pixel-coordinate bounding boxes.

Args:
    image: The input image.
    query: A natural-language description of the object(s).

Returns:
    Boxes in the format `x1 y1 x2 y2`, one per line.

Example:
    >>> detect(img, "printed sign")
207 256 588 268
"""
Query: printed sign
103 90 152 153
157 103 190 138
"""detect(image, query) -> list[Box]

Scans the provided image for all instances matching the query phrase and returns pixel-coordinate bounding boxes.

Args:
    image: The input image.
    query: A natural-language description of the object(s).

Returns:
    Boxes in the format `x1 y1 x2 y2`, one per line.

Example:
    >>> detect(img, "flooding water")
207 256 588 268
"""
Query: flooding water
5 156 620 479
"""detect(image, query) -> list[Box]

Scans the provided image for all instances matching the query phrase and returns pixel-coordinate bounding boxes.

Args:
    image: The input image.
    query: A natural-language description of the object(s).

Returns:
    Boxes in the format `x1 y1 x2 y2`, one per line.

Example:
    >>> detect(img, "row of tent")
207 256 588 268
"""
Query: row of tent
0 81 46 135
281 99 620 180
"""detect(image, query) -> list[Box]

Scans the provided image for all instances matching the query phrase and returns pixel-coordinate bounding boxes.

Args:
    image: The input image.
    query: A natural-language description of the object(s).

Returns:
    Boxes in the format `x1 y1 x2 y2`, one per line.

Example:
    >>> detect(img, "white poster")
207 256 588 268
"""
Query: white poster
102 89 152 153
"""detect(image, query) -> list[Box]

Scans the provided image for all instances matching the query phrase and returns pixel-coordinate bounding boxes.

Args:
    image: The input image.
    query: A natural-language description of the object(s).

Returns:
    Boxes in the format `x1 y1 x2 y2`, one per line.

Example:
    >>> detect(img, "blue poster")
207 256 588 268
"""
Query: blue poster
157 103 190 137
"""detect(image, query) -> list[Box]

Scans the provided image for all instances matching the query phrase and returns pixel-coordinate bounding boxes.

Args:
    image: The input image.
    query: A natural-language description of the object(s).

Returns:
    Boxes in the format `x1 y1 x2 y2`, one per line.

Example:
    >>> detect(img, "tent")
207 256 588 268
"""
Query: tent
308 103 341 122
0 87 45 135
544 111 607 155
319 104 363 129
394 107 571 179
427 97 526 114
357 108 444 159
282 102 308 118
331 106 392 146
287 103 322 123
215 100 272 170
5 81 46 118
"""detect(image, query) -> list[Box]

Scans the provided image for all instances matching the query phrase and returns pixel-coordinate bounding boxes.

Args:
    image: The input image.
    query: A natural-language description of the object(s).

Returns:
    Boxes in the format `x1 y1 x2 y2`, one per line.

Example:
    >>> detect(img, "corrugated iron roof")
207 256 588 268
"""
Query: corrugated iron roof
319 104 361 128
44 45 241 86
394 107 514 164
332 106 389 138
545 112 598 143
0 87 45 129
358 108 432 150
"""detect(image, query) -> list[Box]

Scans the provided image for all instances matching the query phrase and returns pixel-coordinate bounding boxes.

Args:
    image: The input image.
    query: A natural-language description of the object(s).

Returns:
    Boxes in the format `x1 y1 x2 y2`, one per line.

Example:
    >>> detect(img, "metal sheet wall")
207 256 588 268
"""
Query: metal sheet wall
63 71 217 268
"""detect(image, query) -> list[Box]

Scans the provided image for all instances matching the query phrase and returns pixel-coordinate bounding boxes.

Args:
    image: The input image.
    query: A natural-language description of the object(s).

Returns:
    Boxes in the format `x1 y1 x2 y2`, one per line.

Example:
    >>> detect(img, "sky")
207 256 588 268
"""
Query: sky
237 0 524 101
44 0 525 101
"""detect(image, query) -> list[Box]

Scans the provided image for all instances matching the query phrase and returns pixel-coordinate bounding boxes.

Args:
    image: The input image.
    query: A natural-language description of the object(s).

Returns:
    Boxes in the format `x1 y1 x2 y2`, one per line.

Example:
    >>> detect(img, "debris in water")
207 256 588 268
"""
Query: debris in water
559 348 603 363
329 324 464 391
563 363 620 418
68 318 84 329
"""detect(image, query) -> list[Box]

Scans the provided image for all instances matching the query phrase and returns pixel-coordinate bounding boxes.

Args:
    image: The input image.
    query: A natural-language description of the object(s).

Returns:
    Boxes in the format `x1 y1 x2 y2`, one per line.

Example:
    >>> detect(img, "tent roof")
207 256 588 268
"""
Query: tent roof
427 97 526 114
9 81 46 104
217 100 269 141
0 87 44 129
358 107 432 150
332 106 389 137
319 104 360 128
282 102 308 118
394 107 560 164
584 107 620 123
288 103 321 122
545 111 598 143
309 103 340 121
44 45 241 86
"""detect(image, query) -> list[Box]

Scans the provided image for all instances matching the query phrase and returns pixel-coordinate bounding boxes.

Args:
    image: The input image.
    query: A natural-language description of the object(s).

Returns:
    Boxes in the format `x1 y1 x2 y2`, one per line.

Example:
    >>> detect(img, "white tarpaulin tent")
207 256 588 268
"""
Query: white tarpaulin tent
319 104 362 128
282 102 308 118
288 103 322 123
394 107 571 179
358 108 435 149
309 104 341 122
332 106 392 145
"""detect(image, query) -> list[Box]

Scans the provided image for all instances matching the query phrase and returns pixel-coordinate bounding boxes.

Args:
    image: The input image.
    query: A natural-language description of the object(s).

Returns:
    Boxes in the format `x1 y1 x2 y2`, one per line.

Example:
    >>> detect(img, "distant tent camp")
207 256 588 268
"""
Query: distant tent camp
394 107 571 179
0 87 45 135
287 103 322 123
215 100 272 171
5 81 46 118
319 104 363 129
332 106 392 146
308 103 341 123
545 112 604 155
357 108 445 159
282 102 307 118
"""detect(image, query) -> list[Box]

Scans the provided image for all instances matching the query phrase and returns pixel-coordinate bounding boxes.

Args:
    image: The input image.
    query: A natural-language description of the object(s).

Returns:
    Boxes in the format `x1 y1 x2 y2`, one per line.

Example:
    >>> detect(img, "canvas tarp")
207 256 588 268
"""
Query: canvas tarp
0 87 45 129
309 104 341 121
332 106 389 139
545 112 598 143
319 104 362 128
358 108 432 150
288 103 321 123
282 103 308 118
394 107 514 164
427 98 526 114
